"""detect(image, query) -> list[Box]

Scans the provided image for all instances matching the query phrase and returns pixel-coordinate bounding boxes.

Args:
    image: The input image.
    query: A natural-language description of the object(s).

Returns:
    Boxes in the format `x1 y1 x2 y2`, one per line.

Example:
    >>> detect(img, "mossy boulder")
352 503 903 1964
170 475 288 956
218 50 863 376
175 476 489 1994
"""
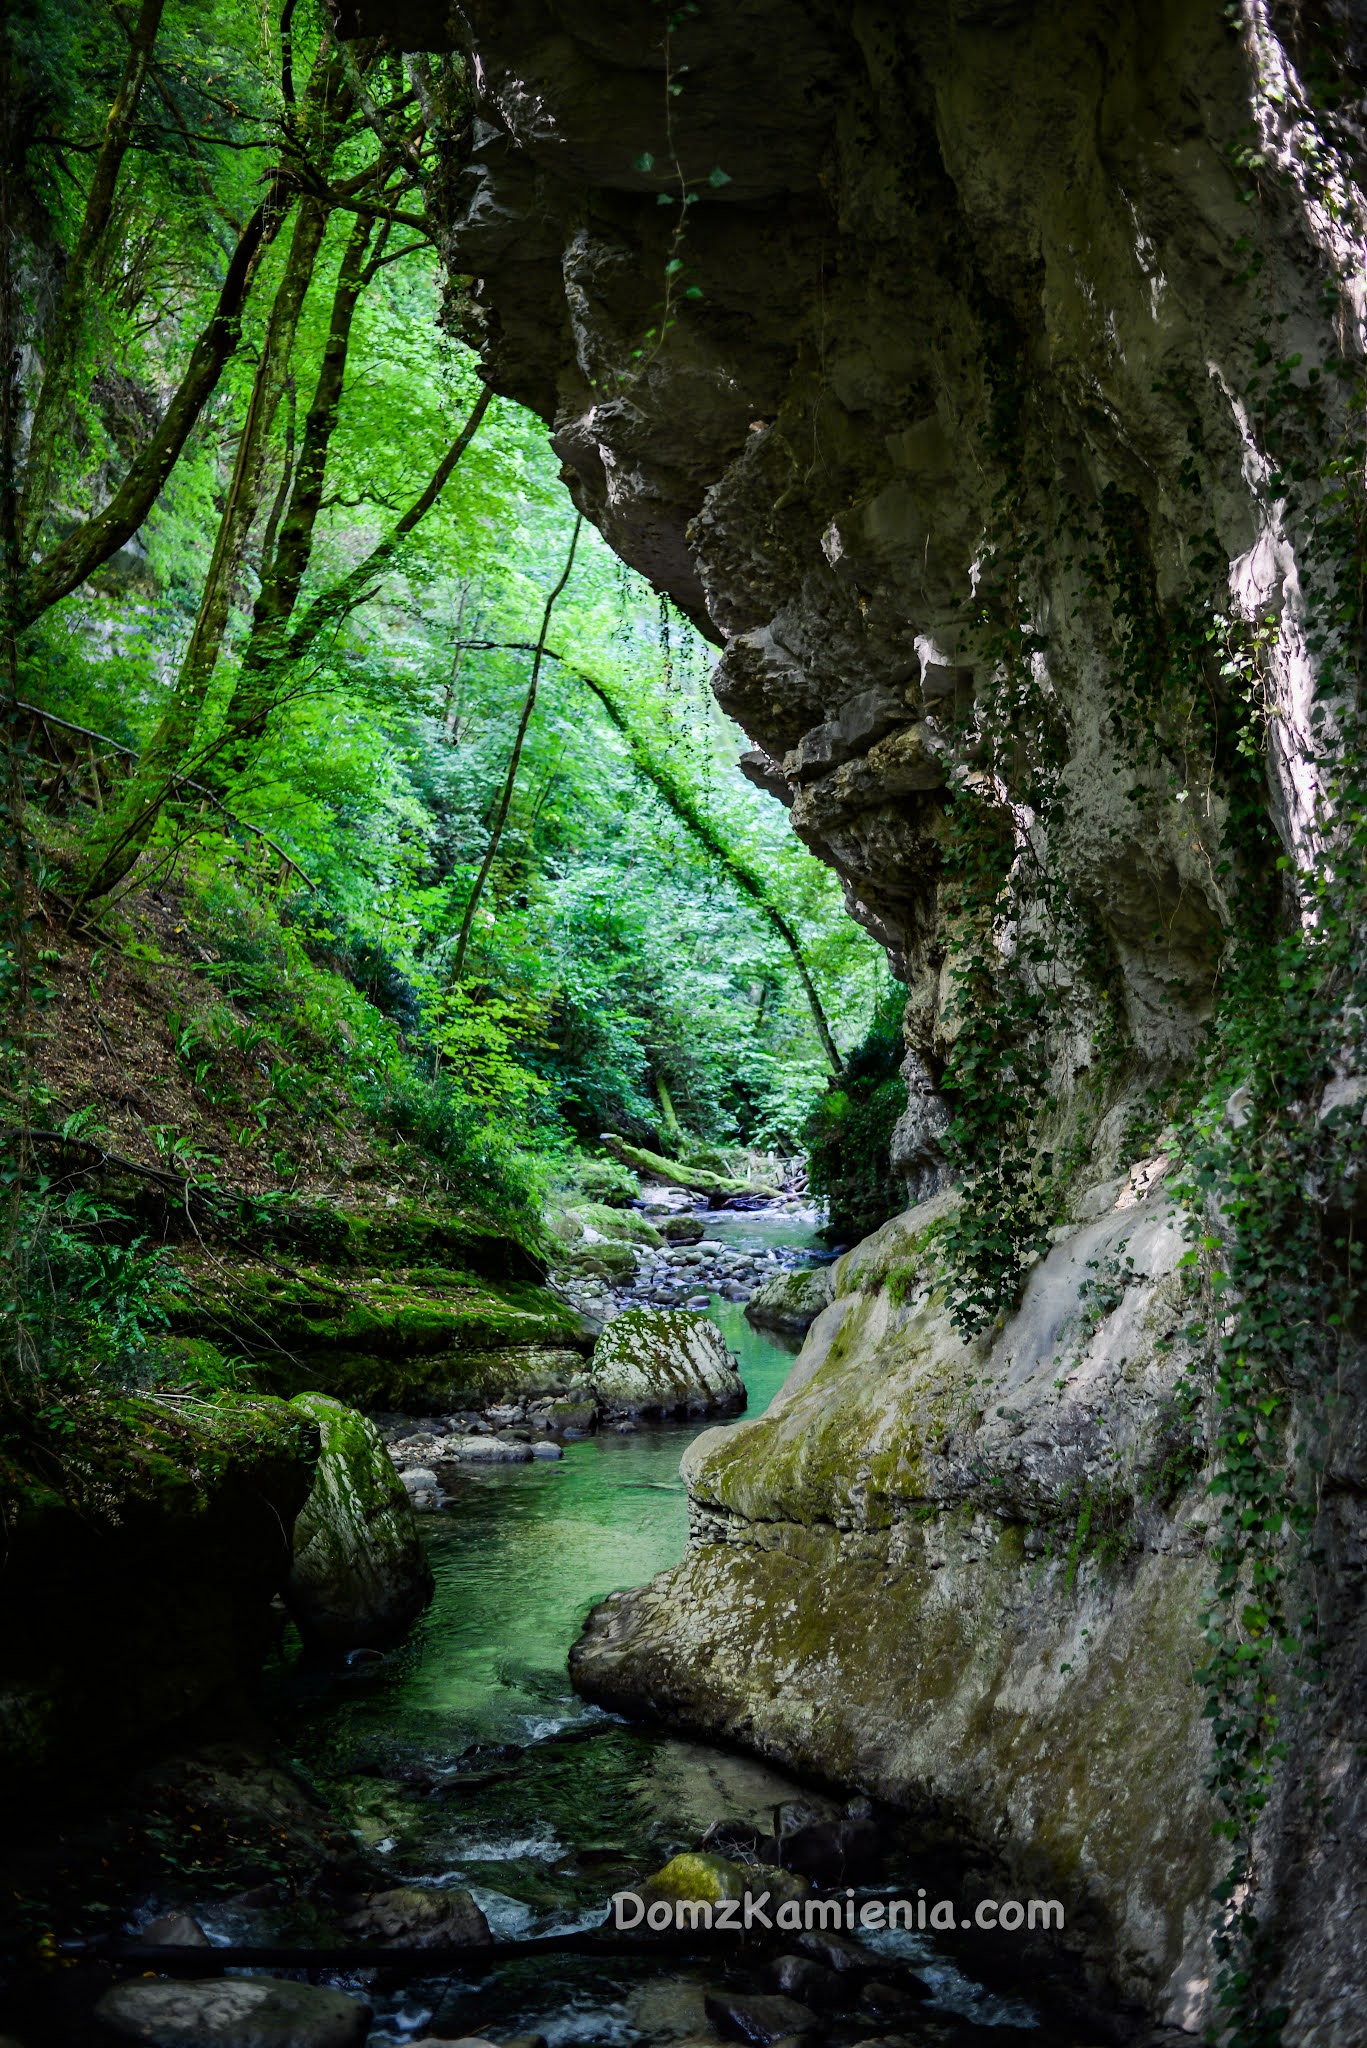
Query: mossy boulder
744 1266 834 1335
285 1394 432 1655
549 1201 663 1248
0 1393 316 1782
572 1191 1224 2019
659 1214 706 1245
556 1237 640 1282
646 1851 807 1908
256 1195 547 1284
589 1309 744 1418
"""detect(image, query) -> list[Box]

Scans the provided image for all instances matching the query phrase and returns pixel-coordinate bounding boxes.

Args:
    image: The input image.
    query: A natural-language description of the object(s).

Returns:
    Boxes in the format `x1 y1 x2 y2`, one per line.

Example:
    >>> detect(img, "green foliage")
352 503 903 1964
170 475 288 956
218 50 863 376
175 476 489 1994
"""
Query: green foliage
805 983 907 1241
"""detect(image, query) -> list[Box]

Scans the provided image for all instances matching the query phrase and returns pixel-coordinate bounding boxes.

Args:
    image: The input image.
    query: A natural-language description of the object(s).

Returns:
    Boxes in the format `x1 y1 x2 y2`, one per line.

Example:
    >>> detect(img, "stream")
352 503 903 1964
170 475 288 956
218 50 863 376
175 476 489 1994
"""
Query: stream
259 1211 1079 2047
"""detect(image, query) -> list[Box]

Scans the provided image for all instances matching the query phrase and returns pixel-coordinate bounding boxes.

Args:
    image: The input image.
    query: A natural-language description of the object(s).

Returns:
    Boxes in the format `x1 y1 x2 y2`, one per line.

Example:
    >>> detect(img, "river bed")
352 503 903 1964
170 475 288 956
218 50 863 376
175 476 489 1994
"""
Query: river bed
261 1213 1084 2047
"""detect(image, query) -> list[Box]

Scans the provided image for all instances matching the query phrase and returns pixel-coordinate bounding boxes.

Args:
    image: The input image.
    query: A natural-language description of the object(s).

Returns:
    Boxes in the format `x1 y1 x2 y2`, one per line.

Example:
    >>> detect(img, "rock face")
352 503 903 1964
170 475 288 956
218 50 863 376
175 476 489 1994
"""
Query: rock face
574 1189 1225 2022
588 1308 745 1417
335 0 1367 2036
285 1394 433 1654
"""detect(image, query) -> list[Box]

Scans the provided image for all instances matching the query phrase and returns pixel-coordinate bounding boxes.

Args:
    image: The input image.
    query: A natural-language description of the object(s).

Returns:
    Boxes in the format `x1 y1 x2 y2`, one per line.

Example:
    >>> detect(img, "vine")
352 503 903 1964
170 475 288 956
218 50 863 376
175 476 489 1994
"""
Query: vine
935 314 1096 1336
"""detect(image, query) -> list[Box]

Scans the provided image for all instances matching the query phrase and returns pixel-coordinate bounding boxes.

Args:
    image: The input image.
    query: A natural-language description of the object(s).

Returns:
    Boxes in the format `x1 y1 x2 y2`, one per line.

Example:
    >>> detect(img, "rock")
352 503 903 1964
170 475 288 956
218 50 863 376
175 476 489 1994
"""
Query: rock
857 1981 926 2023
770 1956 841 2009
340 1884 491 1947
588 1309 745 1418
436 1436 534 1464
550 1202 664 1249
572 1192 1224 2016
703 1992 821 2045
659 1215 706 1244
0 1397 314 1784
547 1399 597 1435
744 1267 834 1336
94 1976 370 2046
530 1440 563 1459
779 1814 881 1884
556 1237 640 1282
284 1394 433 1656
793 1929 872 1976
400 1465 440 1494
139 1911 212 1947
647 1852 807 1909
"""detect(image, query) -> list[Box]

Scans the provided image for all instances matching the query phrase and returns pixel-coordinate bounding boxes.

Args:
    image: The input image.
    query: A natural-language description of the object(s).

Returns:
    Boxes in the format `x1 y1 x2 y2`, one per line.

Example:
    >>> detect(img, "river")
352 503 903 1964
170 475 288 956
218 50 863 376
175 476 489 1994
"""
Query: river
263 1210 1069 2046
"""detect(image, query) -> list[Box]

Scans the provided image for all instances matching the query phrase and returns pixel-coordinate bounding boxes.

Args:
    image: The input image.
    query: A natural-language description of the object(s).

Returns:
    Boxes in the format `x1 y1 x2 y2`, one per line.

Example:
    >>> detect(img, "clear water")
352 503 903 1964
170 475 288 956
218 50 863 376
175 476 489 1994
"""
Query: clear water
265 1238 1078 2043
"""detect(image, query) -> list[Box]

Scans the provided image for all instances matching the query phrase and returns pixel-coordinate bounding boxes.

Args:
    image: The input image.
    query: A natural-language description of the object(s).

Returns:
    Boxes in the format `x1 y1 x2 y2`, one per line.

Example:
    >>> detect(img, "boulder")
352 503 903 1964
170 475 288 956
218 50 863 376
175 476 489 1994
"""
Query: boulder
94 1977 369 2047
434 1436 533 1465
703 1992 820 2045
556 1237 640 1282
340 1884 491 1947
550 1202 663 1249
285 1394 433 1654
659 1214 706 1244
743 1266 833 1335
647 1851 807 1909
588 1310 745 1418
139 1912 211 1948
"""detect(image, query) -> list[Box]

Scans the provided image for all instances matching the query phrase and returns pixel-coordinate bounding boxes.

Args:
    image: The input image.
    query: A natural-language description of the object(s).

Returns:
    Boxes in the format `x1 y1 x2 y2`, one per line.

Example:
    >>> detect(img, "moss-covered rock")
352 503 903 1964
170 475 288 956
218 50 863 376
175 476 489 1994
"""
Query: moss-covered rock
555 1236 640 1282
658 1213 706 1244
744 1266 834 1335
646 1851 807 1908
589 1309 744 1418
549 1201 663 1248
285 1394 433 1655
0 1394 317 1782
168 1249 594 1412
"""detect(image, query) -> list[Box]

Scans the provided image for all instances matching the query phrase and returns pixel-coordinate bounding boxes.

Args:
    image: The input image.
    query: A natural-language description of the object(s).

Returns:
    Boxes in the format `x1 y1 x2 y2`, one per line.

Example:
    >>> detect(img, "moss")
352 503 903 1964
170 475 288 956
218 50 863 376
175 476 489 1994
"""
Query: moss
549 1201 663 1248
253 1195 547 1283
646 1852 807 1907
0 1391 318 1779
286 1393 432 1652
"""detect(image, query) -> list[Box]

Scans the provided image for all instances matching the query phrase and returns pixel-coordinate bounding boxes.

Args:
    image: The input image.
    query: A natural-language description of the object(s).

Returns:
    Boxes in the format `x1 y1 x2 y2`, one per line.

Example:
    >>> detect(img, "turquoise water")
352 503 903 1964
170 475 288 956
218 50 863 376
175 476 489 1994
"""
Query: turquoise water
284 1294 801 1758
267 1246 1060 2041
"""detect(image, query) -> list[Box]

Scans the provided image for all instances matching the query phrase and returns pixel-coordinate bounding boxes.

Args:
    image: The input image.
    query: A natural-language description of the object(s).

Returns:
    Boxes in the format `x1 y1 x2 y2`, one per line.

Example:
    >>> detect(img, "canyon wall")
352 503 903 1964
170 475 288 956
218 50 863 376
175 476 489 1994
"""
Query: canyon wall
338 2 1367 2036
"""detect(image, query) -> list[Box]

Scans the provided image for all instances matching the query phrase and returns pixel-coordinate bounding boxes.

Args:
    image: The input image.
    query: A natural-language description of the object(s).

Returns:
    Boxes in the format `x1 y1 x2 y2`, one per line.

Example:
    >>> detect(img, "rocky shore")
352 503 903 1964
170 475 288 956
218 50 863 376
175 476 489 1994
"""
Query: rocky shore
549 1195 827 1325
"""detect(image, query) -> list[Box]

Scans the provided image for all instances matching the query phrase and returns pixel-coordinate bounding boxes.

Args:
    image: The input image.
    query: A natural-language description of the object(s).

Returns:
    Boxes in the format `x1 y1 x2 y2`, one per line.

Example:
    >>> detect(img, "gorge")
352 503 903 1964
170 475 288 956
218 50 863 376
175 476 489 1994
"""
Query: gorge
3 3 1367 2046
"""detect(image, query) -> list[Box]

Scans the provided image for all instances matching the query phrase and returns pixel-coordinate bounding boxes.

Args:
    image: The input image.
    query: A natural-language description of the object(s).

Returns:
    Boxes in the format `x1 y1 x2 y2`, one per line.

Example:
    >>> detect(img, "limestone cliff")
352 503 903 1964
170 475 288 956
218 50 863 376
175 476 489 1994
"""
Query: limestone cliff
334 2 1367 2037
